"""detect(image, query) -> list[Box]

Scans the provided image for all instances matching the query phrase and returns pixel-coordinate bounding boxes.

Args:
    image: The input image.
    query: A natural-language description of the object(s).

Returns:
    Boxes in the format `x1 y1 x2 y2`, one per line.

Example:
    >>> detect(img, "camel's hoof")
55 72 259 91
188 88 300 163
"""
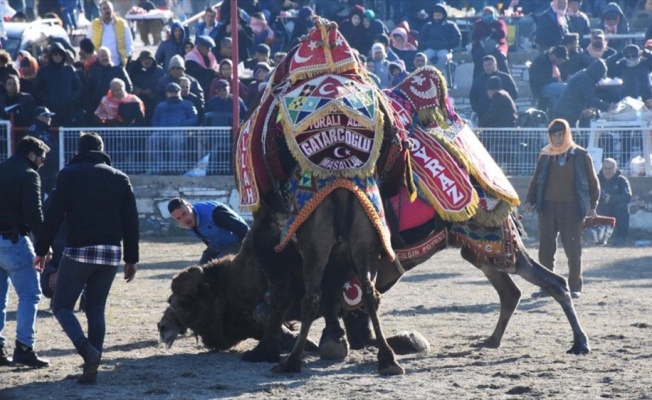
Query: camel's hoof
319 338 349 360
567 342 590 355
387 331 430 354
379 362 405 376
242 346 280 363
482 336 501 349
272 356 301 373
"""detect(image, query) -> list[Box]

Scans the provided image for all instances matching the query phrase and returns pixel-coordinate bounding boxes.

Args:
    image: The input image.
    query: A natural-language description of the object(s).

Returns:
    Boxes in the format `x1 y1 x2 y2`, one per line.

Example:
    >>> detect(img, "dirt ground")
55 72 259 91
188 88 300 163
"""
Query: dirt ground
1 234 651 400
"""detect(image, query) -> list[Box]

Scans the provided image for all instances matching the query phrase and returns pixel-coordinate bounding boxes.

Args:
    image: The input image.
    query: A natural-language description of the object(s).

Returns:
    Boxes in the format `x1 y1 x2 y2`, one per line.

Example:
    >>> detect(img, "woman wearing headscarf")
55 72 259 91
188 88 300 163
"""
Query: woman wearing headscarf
524 118 600 299
471 6 509 79
360 9 388 57
209 59 248 103
339 5 366 54
390 26 418 72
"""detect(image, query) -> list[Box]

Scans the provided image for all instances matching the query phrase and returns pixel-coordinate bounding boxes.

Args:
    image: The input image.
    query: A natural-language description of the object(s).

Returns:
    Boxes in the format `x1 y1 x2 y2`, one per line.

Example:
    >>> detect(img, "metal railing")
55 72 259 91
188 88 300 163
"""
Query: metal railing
4 121 652 177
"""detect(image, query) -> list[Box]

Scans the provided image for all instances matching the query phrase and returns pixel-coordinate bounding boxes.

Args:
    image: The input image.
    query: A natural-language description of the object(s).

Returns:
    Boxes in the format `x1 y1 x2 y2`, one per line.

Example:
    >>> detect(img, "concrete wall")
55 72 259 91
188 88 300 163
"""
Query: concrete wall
131 176 652 237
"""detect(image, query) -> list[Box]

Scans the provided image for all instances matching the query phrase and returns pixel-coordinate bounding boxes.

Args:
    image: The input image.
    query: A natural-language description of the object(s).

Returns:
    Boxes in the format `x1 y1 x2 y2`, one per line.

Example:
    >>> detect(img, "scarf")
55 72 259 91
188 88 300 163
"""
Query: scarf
587 42 606 59
550 2 568 28
95 91 144 122
540 119 576 156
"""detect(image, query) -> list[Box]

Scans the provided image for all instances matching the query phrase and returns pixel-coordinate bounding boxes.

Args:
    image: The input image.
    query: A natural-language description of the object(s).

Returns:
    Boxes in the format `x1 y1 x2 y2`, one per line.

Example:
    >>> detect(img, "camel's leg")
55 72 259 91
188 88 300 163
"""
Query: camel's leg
513 241 590 354
348 200 404 376
319 301 349 360
343 311 375 350
274 203 336 373
461 246 521 348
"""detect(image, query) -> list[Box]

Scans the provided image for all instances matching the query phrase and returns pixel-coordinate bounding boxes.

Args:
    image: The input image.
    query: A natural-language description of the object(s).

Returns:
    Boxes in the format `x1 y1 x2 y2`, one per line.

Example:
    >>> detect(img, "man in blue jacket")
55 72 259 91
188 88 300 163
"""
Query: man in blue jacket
168 197 249 264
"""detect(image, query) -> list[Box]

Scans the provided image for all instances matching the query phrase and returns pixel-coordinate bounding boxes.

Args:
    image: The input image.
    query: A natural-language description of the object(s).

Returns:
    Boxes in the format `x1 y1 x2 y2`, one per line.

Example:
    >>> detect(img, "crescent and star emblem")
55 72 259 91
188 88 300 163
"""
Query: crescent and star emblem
318 83 335 96
293 52 312 63
343 281 362 306
333 146 347 159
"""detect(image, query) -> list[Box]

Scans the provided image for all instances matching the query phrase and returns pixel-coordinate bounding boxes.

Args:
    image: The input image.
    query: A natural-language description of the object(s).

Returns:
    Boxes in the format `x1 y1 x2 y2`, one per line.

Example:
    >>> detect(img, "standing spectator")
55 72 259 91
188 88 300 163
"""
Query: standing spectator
370 43 391 89
390 27 418 71
127 50 165 125
155 22 186 72
184 35 219 96
32 43 83 127
27 107 58 198
470 55 518 123
93 78 145 126
0 75 36 129
17 54 39 95
85 47 132 117
553 60 616 127
79 38 98 75
288 6 314 49
249 12 275 51
339 5 367 55
560 33 585 81
87 0 133 67
525 119 600 299
206 79 247 122
156 55 204 104
34 132 139 384
167 198 249 264
148 83 198 174
478 76 518 128
0 50 20 98
0 136 51 368
179 76 204 124
84 0 100 21
535 0 569 50
581 29 617 67
471 6 509 79
597 158 631 245
599 2 629 52
195 6 220 42
136 0 163 46
60 0 81 34
418 4 461 74
567 0 590 47
607 45 652 103
361 10 388 57
529 45 568 111
214 7 254 62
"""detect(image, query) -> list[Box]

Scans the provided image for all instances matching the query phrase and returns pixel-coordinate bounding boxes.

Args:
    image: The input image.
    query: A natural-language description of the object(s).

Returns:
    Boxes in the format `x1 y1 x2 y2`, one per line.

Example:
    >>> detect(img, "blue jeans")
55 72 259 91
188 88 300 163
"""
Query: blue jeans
0 235 41 348
541 82 567 108
51 256 117 352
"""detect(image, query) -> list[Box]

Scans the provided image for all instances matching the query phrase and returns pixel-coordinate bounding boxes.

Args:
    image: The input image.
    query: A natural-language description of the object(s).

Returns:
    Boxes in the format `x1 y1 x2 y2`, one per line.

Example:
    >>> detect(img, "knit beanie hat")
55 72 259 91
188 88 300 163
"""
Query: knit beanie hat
169 55 185 70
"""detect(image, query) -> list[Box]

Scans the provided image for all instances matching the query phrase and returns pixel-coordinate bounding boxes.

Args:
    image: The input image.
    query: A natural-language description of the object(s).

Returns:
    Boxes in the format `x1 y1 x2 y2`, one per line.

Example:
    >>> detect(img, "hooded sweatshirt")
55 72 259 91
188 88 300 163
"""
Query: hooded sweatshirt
600 3 629 51
32 42 82 115
553 60 610 126
418 5 461 51
155 22 187 71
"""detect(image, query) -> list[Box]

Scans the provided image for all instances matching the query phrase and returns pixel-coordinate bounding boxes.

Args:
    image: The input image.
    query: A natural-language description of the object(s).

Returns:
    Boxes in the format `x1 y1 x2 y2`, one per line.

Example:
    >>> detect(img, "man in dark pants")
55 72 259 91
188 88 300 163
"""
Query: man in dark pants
0 136 51 368
34 132 139 384
597 158 631 245
168 197 249 265
525 119 600 299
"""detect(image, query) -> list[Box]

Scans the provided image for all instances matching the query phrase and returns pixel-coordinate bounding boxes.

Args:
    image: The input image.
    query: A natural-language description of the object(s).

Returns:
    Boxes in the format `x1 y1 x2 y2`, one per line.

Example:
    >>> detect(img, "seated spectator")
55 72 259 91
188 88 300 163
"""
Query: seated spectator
157 55 204 103
478 76 518 128
471 6 509 79
394 21 418 48
185 35 219 96
581 30 617 67
246 63 272 106
470 55 518 122
250 12 275 50
340 5 366 53
373 34 399 62
599 2 629 51
364 59 382 87
155 22 187 72
85 47 133 116
529 45 569 111
18 55 38 95
128 50 165 125
418 4 461 75
209 59 248 103
215 37 233 63
607 45 652 103
597 158 631 246
390 27 418 71
560 33 585 81
205 79 247 123
0 50 20 97
184 40 194 56
552 60 616 127
273 52 287 66
567 0 591 47
413 52 429 70
94 78 145 126
370 43 391 89
535 0 569 50
388 61 408 87
243 44 272 71
361 10 388 57
179 76 204 123
148 83 198 174
0 75 36 129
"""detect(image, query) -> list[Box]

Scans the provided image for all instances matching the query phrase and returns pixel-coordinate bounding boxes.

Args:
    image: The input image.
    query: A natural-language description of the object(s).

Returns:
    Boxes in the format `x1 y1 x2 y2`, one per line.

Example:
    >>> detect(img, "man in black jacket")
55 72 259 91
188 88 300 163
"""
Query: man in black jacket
34 132 139 384
0 75 35 129
597 158 631 245
529 45 568 110
0 136 51 368
470 55 518 122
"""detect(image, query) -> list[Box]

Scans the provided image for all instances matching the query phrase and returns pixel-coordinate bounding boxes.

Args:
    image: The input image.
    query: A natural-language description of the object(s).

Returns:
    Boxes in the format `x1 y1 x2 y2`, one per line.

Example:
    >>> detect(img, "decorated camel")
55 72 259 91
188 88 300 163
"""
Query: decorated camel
159 17 589 375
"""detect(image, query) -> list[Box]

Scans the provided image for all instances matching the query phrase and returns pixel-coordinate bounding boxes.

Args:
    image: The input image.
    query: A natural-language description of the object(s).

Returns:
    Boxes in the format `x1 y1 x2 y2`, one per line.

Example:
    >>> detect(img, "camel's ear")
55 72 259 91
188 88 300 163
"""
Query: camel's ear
171 266 204 296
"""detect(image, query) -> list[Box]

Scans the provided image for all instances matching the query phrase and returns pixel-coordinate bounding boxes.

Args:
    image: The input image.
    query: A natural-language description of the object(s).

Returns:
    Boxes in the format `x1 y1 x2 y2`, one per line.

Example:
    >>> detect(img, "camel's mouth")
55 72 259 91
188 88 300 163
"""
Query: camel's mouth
158 311 183 349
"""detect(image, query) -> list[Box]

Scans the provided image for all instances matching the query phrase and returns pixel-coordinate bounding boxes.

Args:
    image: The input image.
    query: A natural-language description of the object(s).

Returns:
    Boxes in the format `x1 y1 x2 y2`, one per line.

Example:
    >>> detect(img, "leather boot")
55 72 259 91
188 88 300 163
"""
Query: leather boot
76 340 101 384
12 340 49 368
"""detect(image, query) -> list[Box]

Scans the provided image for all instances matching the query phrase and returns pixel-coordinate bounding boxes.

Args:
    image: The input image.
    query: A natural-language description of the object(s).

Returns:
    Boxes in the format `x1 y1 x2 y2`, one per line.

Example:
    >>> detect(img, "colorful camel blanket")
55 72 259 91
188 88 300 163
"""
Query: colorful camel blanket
275 170 395 262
